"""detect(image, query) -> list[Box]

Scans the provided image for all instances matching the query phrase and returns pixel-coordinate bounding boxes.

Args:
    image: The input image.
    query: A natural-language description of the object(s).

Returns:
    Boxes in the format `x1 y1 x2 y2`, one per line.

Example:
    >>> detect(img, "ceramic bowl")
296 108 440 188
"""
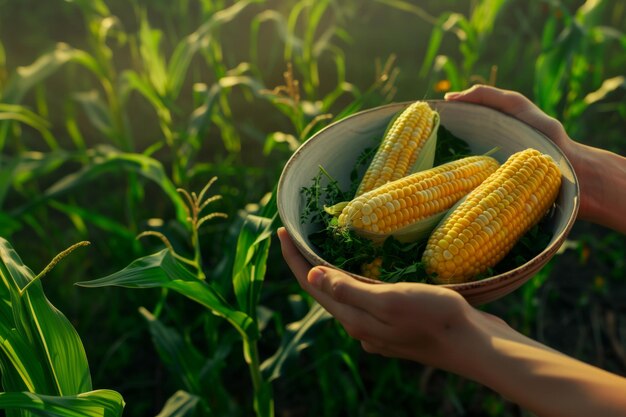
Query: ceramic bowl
277 100 579 305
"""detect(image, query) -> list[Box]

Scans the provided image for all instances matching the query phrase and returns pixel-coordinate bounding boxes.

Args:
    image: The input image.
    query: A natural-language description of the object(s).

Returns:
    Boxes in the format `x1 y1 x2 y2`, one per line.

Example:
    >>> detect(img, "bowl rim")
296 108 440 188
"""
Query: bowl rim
277 99 580 292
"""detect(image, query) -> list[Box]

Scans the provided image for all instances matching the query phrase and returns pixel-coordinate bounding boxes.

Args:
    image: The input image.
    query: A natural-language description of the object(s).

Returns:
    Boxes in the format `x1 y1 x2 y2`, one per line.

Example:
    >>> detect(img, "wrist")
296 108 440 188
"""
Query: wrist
565 141 626 233
430 303 504 377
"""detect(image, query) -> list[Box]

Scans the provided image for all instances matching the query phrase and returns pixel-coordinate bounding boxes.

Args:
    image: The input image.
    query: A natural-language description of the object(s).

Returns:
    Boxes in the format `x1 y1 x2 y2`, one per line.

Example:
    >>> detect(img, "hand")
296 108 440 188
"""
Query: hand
445 85 626 234
278 226 626 417
444 85 575 162
277 227 489 373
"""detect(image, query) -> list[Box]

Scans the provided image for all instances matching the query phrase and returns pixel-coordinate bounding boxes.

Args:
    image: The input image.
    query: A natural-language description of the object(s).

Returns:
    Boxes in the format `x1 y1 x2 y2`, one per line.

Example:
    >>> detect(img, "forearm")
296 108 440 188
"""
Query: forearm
567 141 626 234
448 309 626 417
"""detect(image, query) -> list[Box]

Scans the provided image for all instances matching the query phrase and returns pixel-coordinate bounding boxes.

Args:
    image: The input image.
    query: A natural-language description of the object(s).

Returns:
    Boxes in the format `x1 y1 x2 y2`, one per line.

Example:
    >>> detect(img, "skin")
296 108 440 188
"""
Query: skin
445 85 626 234
278 85 626 416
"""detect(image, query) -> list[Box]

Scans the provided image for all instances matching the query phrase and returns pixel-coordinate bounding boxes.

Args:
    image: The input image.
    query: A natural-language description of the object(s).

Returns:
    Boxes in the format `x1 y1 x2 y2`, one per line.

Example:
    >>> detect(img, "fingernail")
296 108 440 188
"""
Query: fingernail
444 92 460 100
308 268 325 288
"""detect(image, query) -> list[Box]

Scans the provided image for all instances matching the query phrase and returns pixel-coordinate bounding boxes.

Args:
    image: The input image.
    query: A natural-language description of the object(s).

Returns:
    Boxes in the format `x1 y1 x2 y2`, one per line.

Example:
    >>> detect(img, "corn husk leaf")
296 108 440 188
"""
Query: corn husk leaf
352 208 449 245
409 110 440 174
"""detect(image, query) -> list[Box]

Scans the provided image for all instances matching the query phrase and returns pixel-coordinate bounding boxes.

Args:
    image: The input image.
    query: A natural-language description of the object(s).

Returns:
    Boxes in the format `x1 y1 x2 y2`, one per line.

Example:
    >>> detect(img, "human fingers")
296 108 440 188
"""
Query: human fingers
277 227 313 290
445 85 568 146
308 268 393 337
308 267 395 323
444 84 529 115
277 228 391 340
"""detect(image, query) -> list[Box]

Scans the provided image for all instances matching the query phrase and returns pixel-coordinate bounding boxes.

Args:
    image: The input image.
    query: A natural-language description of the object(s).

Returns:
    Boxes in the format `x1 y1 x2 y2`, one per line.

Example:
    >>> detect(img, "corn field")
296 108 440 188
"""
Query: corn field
0 0 625 416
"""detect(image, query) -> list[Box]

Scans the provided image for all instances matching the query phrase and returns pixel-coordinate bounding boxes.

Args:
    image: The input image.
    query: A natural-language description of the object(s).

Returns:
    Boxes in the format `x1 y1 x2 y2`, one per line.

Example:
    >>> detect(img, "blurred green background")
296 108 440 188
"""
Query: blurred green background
1 0 625 416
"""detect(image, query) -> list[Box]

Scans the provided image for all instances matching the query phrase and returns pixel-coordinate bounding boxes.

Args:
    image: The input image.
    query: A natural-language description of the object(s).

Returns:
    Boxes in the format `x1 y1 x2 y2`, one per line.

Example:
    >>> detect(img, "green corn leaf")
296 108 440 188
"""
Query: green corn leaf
11 147 188 227
0 212 21 236
0 43 78 151
48 200 137 242
409 111 439 174
0 150 73 208
583 75 626 106
0 323 47 393
76 249 196 288
261 303 331 382
534 23 584 115
0 39 5 71
139 308 205 394
1 43 77 104
0 238 92 396
433 55 462 91
76 250 257 340
155 391 200 417
167 0 261 99
373 0 435 23
64 0 110 17
575 0 604 27
250 10 302 72
567 75 626 119
138 13 168 97
469 0 508 37
0 389 124 417
0 103 52 134
187 75 266 145
232 213 276 319
73 91 115 139
121 70 168 119
418 12 452 77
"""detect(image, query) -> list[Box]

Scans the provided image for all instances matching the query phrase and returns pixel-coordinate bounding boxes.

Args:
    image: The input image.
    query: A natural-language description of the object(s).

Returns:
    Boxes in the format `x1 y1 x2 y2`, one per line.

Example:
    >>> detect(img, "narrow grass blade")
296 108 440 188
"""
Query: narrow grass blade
0 389 124 417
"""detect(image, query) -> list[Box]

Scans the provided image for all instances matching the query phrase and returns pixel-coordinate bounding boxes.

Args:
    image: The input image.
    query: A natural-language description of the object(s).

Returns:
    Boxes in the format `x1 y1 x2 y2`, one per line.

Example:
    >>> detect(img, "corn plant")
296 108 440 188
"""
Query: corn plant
0 239 125 417
534 0 626 136
376 0 509 91
74 178 274 416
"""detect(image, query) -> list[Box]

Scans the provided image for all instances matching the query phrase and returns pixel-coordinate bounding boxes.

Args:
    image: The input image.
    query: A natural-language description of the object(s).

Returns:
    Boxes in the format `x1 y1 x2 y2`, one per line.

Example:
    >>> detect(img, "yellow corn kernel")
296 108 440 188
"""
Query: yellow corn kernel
423 148 562 284
338 155 500 242
356 101 438 196
361 257 383 280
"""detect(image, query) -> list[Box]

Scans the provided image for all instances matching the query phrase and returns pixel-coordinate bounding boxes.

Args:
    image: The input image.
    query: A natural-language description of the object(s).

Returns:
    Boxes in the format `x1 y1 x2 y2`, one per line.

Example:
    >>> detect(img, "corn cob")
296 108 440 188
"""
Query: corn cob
361 257 383 280
338 155 500 243
356 101 439 196
422 148 562 284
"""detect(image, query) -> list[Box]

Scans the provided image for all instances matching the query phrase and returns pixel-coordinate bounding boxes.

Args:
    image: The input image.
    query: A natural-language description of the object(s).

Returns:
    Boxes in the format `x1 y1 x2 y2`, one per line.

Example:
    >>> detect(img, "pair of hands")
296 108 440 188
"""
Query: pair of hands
278 85 626 416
